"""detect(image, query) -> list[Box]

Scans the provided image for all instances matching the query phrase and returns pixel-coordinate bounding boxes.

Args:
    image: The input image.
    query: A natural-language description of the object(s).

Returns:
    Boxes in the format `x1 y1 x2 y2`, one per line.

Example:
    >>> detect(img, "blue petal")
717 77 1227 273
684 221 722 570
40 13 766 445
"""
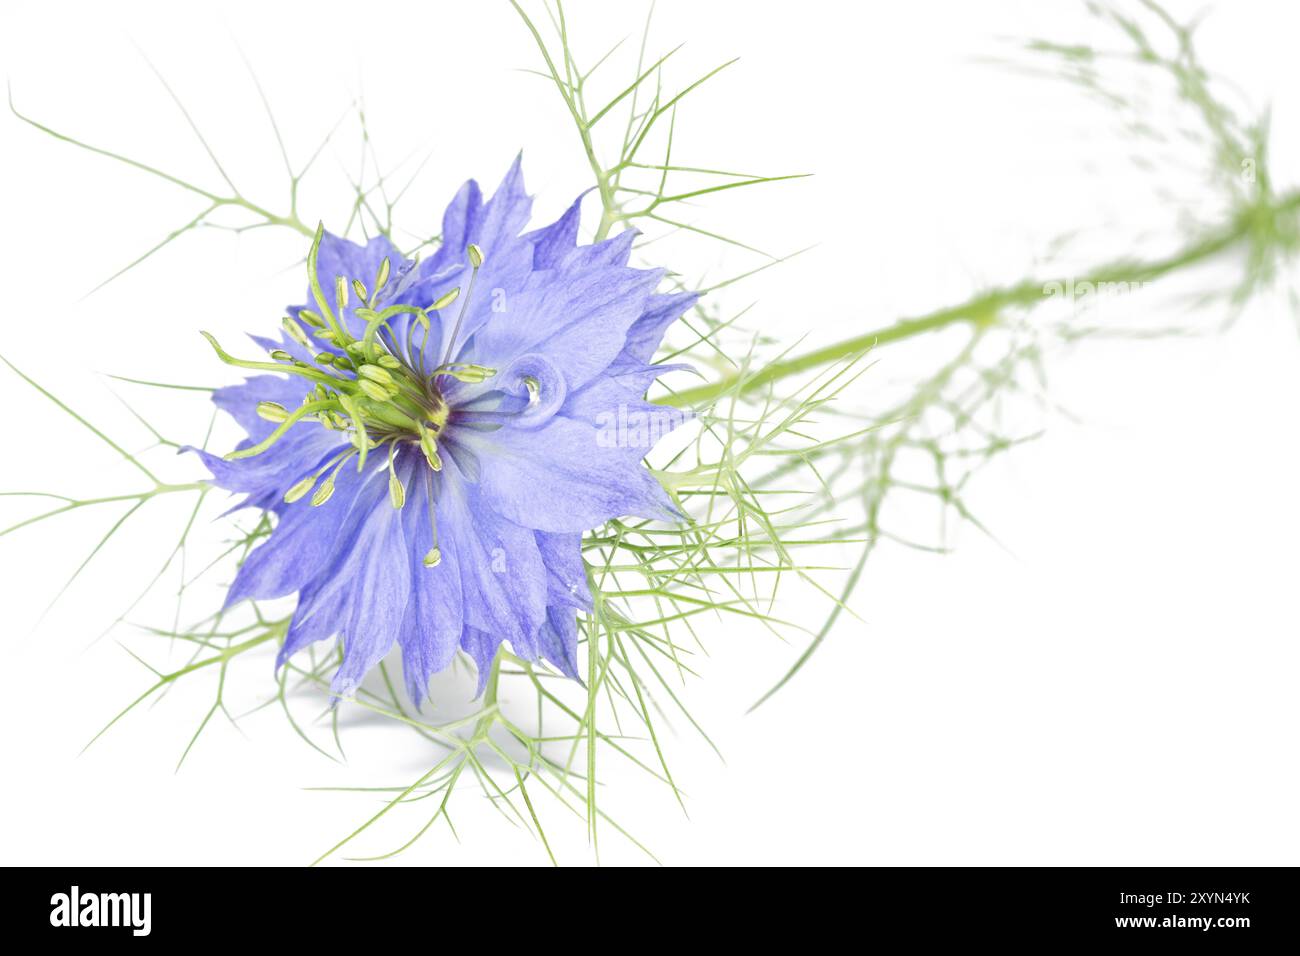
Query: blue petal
386 180 482 307
603 355 694 394
460 627 503 697
190 426 345 507
464 415 679 533
225 454 368 606
280 466 411 698
525 193 585 269
553 228 636 271
476 154 533 258
394 452 464 705
279 578 349 667
538 606 582 682
536 531 592 611
561 368 692 464
438 179 485 262
439 452 548 660
621 290 700 364
421 161 542 365
212 372 309 441
464 262 665 390
330 498 410 698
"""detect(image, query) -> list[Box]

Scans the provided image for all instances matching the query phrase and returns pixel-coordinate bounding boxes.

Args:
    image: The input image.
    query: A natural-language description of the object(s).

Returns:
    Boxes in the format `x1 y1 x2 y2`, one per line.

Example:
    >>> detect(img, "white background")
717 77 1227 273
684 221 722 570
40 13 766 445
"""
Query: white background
0 0 1298 866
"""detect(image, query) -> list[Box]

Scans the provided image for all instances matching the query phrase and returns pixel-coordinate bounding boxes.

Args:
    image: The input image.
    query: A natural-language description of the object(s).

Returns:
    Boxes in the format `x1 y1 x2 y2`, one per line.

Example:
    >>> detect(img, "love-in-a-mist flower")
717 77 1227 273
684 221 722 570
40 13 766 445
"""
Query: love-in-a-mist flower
193 158 697 700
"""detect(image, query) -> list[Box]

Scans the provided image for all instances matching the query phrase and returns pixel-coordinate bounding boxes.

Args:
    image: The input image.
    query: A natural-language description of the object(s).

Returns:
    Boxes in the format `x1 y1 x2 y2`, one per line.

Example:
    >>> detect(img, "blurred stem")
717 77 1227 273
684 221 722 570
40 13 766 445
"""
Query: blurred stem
660 189 1300 409
508 0 619 241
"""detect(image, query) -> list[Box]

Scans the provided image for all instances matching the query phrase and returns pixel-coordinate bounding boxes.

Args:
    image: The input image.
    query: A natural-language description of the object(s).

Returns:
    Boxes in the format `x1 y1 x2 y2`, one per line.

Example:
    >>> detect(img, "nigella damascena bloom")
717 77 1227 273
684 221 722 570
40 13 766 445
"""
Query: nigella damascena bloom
192 158 697 700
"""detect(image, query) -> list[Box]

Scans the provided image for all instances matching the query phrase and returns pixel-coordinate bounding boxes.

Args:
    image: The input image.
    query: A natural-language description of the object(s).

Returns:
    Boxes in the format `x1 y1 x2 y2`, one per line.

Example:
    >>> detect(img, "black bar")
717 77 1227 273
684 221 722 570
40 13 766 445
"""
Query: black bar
5 866 1296 943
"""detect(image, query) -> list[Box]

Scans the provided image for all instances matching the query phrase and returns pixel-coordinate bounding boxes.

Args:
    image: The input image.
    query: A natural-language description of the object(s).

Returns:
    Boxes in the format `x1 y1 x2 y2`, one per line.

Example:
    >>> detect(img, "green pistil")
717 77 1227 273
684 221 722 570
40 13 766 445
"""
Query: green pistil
307 223 346 341
226 399 337 461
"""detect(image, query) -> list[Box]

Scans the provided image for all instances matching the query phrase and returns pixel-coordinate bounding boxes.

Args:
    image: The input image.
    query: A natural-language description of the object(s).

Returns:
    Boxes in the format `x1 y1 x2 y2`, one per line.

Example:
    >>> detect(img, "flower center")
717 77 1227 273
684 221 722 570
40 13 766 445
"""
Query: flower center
201 229 495 519
200 232 573 574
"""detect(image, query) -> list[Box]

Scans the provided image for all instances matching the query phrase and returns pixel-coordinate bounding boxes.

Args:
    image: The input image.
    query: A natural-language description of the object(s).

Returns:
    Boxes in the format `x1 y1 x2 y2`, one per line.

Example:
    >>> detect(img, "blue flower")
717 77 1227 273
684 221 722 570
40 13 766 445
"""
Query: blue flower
194 157 697 701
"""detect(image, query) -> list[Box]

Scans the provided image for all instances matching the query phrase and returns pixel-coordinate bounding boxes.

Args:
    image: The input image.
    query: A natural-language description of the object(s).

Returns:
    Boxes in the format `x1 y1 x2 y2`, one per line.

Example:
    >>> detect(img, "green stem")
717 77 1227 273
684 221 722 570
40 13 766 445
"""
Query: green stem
225 197 311 237
0 482 206 542
509 0 619 241
660 191 1300 409
463 653 505 750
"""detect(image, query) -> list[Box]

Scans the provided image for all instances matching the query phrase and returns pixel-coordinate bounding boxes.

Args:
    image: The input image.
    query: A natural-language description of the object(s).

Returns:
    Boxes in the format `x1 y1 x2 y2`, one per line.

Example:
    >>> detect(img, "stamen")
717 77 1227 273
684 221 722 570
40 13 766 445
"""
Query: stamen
310 448 357 506
351 278 368 304
257 401 289 423
337 393 371 470
438 245 485 371
373 257 391 298
387 443 406 509
433 362 497 384
418 423 443 472
431 287 460 312
282 316 313 348
335 275 349 312
422 469 441 568
357 378 393 402
279 447 356 507
407 309 434 376
284 475 317 503
357 365 395 387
